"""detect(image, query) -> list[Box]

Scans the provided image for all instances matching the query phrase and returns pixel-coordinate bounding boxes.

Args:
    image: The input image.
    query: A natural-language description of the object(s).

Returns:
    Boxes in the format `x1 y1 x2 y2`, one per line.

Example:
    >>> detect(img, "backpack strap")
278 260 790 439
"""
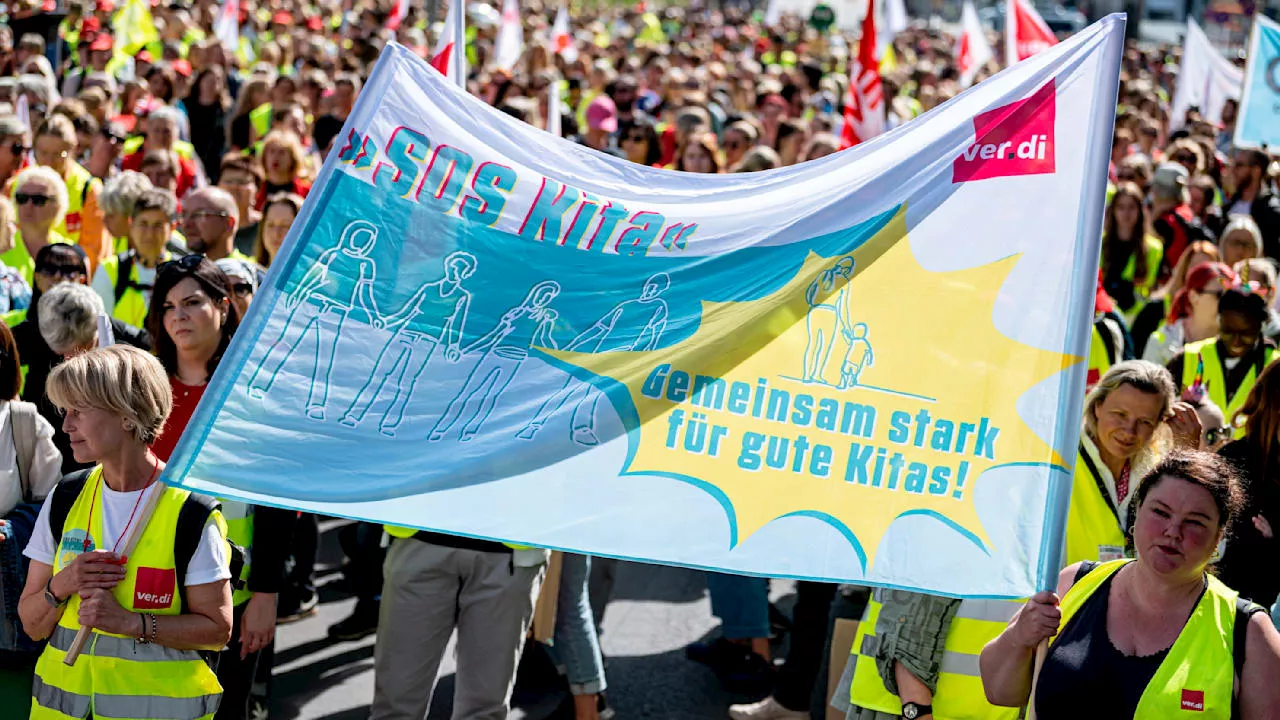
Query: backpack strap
1235 597 1267 678
48 470 94 550
174 492 221 614
9 401 37 503
113 251 137 305
1073 560 1100 587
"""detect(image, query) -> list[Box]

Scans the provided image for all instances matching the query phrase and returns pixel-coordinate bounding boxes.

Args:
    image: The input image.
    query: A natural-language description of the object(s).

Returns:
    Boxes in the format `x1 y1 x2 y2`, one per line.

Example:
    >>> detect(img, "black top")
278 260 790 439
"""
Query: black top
1035 570 1177 720
1217 439 1280 607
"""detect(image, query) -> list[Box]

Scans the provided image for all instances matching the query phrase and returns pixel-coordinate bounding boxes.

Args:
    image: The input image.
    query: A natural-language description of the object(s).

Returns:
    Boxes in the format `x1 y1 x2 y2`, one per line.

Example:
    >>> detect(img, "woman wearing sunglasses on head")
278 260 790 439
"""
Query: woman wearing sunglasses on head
2 166 71 286
146 255 296 720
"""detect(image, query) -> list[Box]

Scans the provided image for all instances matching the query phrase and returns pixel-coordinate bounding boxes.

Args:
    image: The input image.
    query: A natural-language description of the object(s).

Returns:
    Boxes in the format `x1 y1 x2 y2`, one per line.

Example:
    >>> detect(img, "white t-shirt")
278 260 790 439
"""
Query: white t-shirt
24 481 231 587
0 402 64 517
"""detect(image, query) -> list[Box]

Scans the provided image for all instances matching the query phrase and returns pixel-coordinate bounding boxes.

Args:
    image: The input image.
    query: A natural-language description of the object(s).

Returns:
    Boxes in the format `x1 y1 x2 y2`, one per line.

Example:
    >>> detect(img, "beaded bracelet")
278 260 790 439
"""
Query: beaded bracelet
149 614 157 645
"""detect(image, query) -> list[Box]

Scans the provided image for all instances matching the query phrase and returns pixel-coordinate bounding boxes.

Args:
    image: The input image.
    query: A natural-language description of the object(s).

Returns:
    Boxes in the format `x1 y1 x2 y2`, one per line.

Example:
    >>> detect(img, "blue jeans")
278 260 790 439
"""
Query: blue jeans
705 572 770 640
553 554 607 695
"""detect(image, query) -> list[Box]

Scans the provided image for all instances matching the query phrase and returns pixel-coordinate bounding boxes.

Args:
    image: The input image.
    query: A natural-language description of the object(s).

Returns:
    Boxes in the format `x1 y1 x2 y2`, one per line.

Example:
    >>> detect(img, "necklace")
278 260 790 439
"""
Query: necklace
82 458 162 554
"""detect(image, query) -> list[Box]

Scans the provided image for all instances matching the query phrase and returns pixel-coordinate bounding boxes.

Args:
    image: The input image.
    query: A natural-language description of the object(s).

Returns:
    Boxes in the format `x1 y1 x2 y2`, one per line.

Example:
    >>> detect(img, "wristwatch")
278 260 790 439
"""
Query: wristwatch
44 576 67 608
902 702 932 719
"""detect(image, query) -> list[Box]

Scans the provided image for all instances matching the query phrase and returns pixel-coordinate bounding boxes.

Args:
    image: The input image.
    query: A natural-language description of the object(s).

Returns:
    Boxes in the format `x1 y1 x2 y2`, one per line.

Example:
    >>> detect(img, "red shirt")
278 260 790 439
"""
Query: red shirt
255 178 312 211
152 378 205 462
122 148 199 199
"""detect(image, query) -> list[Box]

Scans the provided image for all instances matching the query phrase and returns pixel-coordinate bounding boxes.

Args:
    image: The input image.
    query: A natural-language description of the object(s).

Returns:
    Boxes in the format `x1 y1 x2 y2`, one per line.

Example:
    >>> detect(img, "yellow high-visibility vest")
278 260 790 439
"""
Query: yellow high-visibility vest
1065 443 1128 567
848 590 1021 719
1041 559 1236 717
1181 338 1276 435
31 467 225 720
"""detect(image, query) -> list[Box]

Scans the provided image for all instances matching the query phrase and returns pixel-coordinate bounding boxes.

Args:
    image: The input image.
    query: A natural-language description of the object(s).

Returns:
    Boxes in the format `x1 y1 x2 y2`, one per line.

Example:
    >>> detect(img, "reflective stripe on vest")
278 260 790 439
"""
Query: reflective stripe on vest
222 500 254 606
1181 338 1276 436
848 591 1021 719
31 466 224 720
1045 559 1236 717
1064 447 1127 567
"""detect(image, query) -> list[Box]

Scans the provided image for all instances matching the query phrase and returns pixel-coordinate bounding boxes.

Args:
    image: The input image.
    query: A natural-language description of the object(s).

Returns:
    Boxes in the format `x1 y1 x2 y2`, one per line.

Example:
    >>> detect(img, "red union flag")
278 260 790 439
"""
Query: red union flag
430 0 465 86
387 0 408 30
842 0 885 147
551 3 577 61
1005 0 1058 65
957 0 994 87
953 79 1056 182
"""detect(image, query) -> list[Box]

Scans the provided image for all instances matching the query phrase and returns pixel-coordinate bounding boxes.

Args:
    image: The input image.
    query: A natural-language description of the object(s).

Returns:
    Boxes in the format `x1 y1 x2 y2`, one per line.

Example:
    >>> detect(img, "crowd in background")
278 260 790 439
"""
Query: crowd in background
0 0 1278 718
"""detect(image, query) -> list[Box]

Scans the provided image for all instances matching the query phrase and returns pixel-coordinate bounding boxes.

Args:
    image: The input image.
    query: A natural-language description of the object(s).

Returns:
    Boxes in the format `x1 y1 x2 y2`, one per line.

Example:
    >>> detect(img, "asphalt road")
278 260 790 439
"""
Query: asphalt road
270 519 802 720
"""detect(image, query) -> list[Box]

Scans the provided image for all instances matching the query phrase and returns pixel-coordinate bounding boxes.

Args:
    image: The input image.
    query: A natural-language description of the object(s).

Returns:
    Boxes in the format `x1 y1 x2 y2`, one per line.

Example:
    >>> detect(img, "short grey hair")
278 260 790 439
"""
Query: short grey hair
100 171 153 218
38 283 104 355
46 345 172 446
1221 215 1264 259
148 106 183 129
16 74 56 106
13 165 70 225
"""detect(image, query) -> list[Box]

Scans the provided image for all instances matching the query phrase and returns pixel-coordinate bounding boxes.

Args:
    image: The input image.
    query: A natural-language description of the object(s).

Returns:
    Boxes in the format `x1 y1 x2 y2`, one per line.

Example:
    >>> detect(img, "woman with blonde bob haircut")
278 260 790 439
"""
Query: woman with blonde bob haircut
18 345 233 720
1065 360 1203 567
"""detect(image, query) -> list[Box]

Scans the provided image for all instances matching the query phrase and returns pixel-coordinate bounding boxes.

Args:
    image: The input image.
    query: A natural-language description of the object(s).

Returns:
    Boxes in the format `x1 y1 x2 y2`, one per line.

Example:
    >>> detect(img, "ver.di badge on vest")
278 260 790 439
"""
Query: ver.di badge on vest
133 567 176 609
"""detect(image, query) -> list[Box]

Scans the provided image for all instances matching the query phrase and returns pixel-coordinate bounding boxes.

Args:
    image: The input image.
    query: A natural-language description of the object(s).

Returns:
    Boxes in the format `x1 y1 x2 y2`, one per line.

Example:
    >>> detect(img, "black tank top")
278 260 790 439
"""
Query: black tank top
1034 572 1172 719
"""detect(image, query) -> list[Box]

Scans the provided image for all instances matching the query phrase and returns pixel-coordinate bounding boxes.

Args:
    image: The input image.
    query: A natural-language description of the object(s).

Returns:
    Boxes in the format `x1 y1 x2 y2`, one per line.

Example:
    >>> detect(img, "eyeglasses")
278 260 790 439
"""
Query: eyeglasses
14 193 52 206
35 262 86 278
1204 426 1232 446
623 133 647 143
182 210 230 222
157 253 205 276
232 282 254 297
6 143 28 156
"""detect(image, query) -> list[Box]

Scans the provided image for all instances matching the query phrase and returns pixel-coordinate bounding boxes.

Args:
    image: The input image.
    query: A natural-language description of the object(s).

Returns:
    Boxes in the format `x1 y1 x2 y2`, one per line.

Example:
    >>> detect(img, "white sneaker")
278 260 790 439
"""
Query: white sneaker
728 696 808 720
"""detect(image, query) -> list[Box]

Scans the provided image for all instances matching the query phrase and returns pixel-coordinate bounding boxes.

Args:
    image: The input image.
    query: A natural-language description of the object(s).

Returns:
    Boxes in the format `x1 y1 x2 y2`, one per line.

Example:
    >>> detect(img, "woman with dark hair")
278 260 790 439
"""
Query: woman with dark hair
144 255 295 720
982 451 1280 717
675 131 722 174
12 243 149 472
255 192 303 268
1168 285 1276 439
1100 182 1163 318
181 66 230 184
145 65 177 105
619 117 663 168
1218 361 1280 608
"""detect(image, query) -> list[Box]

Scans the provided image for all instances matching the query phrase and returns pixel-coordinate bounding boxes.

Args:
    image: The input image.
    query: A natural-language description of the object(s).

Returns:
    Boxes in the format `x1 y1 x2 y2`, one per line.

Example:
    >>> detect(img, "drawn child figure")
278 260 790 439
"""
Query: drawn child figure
839 322 874 389
803 256 855 383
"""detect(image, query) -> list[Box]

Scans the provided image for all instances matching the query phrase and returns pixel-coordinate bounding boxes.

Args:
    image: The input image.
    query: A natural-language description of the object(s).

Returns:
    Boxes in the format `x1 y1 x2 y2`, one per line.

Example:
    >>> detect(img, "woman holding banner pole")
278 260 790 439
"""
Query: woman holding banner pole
17 345 232 719
981 451 1280 717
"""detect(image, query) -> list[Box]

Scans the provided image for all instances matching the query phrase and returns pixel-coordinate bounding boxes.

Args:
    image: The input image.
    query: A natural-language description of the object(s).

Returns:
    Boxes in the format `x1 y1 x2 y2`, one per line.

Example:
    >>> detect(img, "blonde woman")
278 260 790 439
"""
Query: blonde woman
256 131 312 210
18 345 232 719
2 166 70 285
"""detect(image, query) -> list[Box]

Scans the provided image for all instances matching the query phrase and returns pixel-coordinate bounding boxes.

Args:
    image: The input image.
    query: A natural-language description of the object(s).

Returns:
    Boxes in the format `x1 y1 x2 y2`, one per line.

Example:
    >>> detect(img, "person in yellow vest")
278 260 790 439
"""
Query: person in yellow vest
31 116 107 272
91 189 178 330
1141 260 1234 366
372 526 547 720
1100 182 1163 321
1168 286 1277 438
981 451 1280 717
3 166 72 286
16 345 233 720
1067 361 1203 567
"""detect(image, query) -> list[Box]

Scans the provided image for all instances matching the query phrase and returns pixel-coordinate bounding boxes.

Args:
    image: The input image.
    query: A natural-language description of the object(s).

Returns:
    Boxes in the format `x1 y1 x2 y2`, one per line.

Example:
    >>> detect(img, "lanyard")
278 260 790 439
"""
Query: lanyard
82 460 161 554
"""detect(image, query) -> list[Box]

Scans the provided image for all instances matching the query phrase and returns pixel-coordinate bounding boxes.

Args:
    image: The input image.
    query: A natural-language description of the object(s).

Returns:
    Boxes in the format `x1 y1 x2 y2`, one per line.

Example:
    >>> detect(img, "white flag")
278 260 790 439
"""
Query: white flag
880 0 909 53
550 3 577 62
547 74 562 138
494 0 524 71
214 0 239 53
1169 19 1243 131
430 0 467 88
956 0 994 87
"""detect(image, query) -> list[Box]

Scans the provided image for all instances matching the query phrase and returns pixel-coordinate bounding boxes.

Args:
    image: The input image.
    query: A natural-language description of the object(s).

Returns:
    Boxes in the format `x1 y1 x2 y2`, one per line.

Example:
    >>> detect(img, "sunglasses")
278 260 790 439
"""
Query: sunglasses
182 210 230 222
36 262 86 277
15 193 52 207
7 143 28 156
157 253 205 276
232 282 254 297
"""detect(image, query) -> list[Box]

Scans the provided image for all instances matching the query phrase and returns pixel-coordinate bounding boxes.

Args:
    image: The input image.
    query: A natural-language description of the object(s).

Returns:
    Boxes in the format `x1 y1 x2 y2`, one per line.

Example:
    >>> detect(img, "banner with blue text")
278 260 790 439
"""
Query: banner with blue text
168 17 1124 598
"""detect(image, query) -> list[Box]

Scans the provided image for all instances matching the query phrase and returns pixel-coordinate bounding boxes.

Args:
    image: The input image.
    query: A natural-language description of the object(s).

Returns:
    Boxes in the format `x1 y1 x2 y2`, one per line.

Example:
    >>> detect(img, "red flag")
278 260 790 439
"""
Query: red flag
387 0 408 30
430 42 454 74
1005 0 1057 65
841 0 885 148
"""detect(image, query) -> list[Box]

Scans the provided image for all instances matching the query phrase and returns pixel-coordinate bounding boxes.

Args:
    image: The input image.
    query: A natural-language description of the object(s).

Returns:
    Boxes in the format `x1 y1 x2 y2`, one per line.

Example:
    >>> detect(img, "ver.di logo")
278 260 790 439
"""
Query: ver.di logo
953 79 1057 183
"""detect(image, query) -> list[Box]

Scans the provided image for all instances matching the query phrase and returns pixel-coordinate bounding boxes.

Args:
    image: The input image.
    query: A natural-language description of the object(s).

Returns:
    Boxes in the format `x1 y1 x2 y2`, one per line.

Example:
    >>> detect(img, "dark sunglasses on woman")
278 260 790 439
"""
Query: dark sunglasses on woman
35 262 85 279
14 193 51 207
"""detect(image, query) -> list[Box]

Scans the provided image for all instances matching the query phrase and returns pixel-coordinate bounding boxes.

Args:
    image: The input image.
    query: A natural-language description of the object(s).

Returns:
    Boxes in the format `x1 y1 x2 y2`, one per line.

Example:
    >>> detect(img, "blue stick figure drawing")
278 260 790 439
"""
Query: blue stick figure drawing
247 220 380 420
839 322 874 389
516 272 671 447
340 251 478 437
802 256 855 383
429 280 562 443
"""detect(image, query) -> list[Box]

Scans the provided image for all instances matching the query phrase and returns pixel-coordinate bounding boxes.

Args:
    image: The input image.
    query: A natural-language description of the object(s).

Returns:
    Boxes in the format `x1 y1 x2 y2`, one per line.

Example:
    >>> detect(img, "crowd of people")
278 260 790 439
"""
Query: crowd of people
0 0 1278 718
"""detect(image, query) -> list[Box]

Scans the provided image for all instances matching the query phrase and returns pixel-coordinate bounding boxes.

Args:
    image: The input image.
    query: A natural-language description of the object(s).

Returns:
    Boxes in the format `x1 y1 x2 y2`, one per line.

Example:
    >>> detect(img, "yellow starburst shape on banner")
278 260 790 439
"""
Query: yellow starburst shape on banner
547 207 1080 571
